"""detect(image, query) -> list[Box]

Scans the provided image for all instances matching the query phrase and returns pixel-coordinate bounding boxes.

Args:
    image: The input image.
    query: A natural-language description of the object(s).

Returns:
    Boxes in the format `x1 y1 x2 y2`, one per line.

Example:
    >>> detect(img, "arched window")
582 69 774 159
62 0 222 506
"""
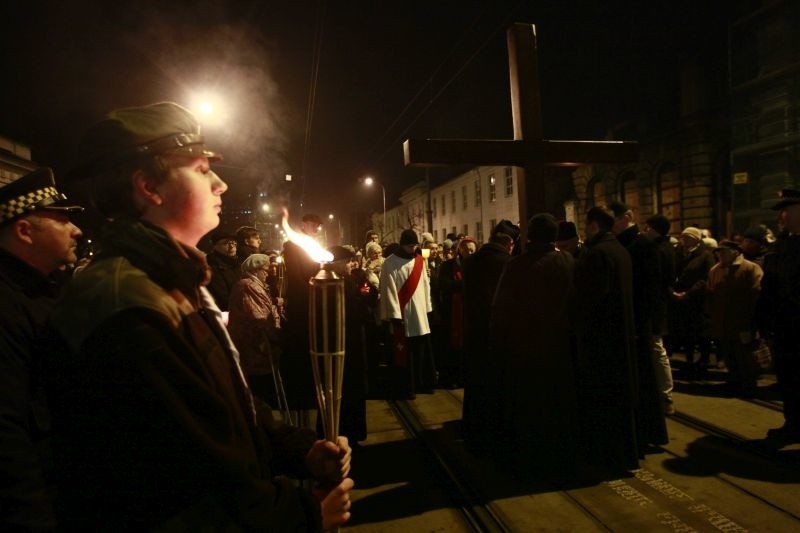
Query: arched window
587 176 606 207
657 163 681 232
619 171 639 217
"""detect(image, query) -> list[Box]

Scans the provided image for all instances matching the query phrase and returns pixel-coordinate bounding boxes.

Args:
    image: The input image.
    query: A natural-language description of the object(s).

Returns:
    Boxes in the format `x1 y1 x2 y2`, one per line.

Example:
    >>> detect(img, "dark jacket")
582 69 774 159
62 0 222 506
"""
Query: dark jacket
672 245 715 338
616 225 661 334
0 249 58 530
573 230 639 471
460 241 511 442
206 250 240 311
651 235 676 336
45 219 321 531
757 234 800 343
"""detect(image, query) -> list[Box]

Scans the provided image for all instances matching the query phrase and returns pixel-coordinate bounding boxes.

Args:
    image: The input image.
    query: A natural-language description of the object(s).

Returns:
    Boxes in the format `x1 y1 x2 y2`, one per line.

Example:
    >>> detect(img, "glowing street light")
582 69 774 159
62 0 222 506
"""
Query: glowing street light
362 176 386 242
188 91 229 127
262 203 270 212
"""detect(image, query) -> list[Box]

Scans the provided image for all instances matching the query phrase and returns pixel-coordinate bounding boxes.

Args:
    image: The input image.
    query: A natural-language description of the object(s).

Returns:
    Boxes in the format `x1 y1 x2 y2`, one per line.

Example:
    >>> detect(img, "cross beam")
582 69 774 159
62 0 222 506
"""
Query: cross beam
403 23 638 243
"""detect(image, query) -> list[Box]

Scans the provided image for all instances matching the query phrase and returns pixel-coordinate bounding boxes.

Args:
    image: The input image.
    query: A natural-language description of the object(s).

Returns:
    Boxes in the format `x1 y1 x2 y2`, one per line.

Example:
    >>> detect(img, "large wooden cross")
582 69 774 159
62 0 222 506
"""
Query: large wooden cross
403 23 638 244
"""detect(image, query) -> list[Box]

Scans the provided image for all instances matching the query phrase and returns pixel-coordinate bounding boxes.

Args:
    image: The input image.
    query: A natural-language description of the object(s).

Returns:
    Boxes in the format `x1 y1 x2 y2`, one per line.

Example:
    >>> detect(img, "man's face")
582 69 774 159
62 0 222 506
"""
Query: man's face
369 233 379 243
150 155 227 245
458 241 476 258
584 220 599 240
740 238 761 256
244 234 261 249
214 239 237 257
643 224 659 240
302 220 322 236
716 247 737 267
612 213 630 235
27 211 83 273
428 244 440 258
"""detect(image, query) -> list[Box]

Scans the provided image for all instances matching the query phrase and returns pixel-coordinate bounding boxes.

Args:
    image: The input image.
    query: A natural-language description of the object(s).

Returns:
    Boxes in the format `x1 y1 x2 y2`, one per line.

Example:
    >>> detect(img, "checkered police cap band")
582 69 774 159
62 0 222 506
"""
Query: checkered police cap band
0 168 83 223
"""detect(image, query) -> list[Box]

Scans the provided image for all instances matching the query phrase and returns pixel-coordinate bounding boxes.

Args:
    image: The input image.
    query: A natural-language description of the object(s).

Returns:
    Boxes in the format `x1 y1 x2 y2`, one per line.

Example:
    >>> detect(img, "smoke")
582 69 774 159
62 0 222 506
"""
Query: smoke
113 2 293 201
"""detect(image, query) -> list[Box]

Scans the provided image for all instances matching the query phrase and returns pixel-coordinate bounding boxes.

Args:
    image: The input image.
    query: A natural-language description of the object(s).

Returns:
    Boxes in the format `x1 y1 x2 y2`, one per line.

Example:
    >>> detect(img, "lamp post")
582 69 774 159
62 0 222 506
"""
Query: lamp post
363 176 386 242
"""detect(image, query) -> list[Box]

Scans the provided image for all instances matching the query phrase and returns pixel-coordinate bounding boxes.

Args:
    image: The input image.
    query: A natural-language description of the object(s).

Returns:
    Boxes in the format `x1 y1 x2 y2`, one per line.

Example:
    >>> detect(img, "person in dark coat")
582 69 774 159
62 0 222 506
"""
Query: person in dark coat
740 225 769 267
461 220 519 450
0 168 83 530
671 226 716 375
758 188 800 442
235 225 262 264
205 231 240 311
437 237 477 387
573 205 639 474
282 213 326 425
610 201 668 448
44 103 352 531
644 214 677 414
491 214 579 476
556 220 585 261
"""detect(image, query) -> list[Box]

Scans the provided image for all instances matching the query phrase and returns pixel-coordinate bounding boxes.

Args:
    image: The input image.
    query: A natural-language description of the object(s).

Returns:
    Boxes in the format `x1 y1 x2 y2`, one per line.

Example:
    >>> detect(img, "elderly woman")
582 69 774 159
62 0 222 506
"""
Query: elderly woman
363 241 383 287
228 254 282 403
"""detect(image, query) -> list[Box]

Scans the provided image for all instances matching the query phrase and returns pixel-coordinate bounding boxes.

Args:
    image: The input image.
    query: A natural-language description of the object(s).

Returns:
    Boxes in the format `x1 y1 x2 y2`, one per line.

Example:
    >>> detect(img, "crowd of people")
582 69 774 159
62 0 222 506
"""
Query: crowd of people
2 100 799 529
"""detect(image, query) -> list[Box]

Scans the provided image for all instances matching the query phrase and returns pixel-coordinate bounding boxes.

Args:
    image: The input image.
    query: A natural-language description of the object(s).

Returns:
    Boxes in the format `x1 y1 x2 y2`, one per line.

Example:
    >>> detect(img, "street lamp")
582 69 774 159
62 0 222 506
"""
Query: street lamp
363 176 386 242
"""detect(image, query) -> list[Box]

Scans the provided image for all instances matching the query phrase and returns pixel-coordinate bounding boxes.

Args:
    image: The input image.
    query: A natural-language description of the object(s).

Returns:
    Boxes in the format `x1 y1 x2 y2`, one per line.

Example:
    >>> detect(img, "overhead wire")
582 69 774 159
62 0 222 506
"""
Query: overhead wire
299 0 327 208
358 0 527 176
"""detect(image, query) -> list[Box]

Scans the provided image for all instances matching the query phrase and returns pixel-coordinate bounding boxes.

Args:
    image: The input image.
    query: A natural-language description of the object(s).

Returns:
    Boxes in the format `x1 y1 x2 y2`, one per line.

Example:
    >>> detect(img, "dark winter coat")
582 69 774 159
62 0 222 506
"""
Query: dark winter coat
651 235 676 336
281 239 322 409
757 234 800 343
490 243 579 469
672 245 716 339
45 219 321 531
573 230 639 472
460 241 512 444
615 225 668 447
0 249 58 530
206 250 240 311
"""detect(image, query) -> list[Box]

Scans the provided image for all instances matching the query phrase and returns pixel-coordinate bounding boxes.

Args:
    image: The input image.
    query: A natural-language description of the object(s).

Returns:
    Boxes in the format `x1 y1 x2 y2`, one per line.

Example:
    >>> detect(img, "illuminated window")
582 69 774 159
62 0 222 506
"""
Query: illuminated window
657 164 681 231
489 174 497 202
504 167 513 196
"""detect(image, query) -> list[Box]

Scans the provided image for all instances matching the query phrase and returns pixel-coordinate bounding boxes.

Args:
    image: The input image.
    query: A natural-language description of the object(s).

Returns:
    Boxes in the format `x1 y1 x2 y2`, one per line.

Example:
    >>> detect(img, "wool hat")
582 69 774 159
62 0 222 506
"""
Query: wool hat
72 102 221 180
365 241 382 256
0 167 83 224
399 229 420 246
715 240 742 253
556 221 578 241
645 214 671 237
742 225 768 245
492 219 520 241
420 232 435 245
241 253 271 274
528 213 559 244
771 188 800 210
681 227 703 241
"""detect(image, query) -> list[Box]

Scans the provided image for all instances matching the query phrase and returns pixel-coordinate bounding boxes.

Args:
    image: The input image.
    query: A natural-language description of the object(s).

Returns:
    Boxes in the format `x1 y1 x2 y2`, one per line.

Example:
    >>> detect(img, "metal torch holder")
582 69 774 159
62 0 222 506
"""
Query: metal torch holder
308 264 346 443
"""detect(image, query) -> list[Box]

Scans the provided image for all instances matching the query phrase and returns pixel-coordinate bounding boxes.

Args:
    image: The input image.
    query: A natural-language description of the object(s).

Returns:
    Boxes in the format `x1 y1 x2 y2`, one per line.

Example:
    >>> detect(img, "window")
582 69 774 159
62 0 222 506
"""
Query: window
588 177 606 207
489 218 497 233
657 164 681 231
443 228 447 240
620 171 639 218
504 167 513 196
432 197 437 218
489 174 497 202
434 229 438 242
452 226 457 236
462 185 468 210
474 180 481 206
441 195 446 215
476 221 483 243
451 191 456 213
461 224 468 236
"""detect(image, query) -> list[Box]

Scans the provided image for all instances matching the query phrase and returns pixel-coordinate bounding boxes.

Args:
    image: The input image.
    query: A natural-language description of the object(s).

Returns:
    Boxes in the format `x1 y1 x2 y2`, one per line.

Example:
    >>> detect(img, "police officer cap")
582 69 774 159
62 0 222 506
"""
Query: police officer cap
72 102 221 180
0 167 83 224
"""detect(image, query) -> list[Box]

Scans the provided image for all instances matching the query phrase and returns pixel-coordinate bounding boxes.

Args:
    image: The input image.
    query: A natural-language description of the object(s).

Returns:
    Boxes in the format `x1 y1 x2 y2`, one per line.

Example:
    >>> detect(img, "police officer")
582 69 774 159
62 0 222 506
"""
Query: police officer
0 168 83 530
759 188 800 442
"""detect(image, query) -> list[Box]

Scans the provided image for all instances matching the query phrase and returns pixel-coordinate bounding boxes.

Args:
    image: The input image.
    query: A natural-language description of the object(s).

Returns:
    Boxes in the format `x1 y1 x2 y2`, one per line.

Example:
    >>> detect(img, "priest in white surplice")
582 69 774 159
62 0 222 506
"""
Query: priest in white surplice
379 229 437 399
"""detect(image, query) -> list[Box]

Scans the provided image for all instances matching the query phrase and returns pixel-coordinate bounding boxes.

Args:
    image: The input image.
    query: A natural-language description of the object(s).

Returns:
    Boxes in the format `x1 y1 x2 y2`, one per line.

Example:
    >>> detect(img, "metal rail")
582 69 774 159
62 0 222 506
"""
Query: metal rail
388 399 511 533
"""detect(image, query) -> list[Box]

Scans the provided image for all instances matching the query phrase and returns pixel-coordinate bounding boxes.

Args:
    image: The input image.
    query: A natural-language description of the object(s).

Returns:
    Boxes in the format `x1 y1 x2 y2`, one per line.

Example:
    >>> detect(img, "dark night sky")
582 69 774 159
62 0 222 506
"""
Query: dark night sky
0 0 726 220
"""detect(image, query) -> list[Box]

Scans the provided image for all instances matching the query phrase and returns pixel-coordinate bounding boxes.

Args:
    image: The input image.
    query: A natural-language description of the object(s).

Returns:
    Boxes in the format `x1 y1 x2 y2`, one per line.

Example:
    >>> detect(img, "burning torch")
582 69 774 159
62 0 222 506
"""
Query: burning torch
281 212 345 443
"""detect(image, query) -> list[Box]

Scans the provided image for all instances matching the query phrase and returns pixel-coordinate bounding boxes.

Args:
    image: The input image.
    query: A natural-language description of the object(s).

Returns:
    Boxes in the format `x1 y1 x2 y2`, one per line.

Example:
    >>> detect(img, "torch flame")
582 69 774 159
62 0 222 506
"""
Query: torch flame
281 208 333 263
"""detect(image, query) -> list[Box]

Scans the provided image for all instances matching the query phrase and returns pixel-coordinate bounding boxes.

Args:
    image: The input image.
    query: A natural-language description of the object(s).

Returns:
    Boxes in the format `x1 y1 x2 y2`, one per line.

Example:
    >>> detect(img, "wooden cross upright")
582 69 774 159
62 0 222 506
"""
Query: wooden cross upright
403 23 638 245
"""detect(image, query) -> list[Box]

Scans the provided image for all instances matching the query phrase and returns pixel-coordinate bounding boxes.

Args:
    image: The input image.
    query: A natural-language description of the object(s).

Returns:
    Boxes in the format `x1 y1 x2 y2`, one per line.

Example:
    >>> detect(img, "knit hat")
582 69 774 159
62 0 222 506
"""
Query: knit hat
399 229 419 246
241 253 271 274
681 227 703 241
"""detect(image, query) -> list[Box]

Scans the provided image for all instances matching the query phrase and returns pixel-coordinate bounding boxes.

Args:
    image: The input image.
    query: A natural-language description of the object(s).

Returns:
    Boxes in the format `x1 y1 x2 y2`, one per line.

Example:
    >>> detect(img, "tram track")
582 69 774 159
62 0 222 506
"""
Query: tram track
393 391 800 531
387 398 513 533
